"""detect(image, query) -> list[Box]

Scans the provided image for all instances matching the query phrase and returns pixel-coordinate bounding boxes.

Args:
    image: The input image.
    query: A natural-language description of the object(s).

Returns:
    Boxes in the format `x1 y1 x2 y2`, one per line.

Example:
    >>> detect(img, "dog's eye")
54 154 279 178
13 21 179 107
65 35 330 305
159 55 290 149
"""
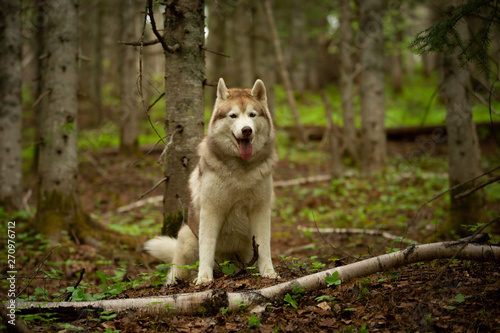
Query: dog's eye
249 113 257 118
229 114 237 119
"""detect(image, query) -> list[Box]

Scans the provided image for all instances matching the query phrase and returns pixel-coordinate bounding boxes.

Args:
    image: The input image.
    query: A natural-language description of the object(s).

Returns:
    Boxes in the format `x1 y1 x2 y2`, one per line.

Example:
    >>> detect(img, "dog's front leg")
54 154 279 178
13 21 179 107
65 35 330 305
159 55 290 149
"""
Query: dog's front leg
196 207 223 285
250 207 279 279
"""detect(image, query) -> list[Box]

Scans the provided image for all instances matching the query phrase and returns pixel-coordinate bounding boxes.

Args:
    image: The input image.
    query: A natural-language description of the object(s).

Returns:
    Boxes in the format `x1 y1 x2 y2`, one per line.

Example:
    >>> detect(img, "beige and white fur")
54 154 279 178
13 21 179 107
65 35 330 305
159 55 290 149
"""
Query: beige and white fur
145 78 278 285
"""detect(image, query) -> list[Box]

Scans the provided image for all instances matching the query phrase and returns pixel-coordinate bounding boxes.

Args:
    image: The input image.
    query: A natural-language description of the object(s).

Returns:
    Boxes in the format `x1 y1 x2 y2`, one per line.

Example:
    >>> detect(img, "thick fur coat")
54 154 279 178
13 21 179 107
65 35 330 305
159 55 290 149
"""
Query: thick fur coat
145 78 278 285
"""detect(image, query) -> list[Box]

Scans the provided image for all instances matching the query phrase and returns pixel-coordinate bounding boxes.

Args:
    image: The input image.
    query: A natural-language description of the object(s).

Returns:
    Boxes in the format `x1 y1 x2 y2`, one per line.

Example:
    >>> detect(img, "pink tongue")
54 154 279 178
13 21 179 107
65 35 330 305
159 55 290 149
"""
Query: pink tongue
238 140 252 160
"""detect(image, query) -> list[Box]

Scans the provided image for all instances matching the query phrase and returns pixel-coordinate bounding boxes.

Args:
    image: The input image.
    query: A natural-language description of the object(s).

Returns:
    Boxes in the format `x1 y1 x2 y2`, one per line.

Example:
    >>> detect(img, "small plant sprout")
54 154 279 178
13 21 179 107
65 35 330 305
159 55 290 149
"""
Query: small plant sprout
248 314 262 328
325 271 342 287
284 293 298 309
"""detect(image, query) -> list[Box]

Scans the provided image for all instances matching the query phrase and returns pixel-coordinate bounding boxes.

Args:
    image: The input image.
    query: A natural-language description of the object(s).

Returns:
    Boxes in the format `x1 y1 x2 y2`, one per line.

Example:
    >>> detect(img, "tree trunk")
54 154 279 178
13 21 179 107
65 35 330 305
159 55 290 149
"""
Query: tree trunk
289 0 307 94
263 0 307 143
0 0 23 211
118 0 140 155
205 0 228 107
89 2 103 125
251 1 276 117
162 0 205 237
232 1 253 88
35 0 86 241
441 14 484 236
321 91 342 177
359 0 387 177
338 0 359 164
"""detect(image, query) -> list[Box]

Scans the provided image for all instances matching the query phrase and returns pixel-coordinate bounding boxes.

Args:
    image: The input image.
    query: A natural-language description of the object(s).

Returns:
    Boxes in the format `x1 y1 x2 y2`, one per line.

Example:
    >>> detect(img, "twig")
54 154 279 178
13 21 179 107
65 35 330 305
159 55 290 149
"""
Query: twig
137 177 167 201
115 195 162 214
32 89 51 107
16 246 60 298
411 217 499 322
299 226 420 245
200 45 230 58
128 135 167 168
470 87 500 116
454 174 500 199
118 38 160 46
402 164 500 245
63 268 86 301
138 2 165 148
147 92 165 113
273 174 332 187
147 0 170 53
157 127 182 166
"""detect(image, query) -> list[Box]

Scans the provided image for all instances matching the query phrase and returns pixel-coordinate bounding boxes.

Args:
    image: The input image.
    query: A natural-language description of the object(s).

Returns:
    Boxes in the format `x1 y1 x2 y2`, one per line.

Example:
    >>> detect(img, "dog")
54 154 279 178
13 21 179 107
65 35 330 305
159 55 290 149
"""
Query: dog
145 78 279 285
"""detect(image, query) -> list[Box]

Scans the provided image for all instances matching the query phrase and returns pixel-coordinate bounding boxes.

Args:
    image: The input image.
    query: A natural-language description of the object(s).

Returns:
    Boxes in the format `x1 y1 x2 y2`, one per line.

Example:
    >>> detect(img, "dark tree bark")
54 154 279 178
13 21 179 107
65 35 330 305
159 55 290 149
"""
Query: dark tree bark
162 0 205 237
35 0 87 241
440 6 484 236
0 0 23 211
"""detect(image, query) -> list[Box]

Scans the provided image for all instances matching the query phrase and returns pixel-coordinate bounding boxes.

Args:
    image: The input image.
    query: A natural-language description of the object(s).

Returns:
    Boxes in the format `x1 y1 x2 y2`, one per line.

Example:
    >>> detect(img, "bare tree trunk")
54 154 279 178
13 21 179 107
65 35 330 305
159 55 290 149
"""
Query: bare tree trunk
359 0 387 177
35 0 87 241
162 0 205 237
251 1 276 117
321 91 342 177
90 2 103 124
338 0 359 164
232 1 253 88
441 14 484 236
118 0 140 155
289 0 307 94
17 236 499 316
0 0 23 211
205 0 227 107
263 0 307 143
390 11 404 94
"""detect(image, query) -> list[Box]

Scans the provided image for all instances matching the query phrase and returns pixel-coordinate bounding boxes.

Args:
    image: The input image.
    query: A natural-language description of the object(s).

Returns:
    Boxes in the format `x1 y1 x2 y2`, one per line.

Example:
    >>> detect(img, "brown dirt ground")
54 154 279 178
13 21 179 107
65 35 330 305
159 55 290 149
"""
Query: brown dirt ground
3 138 500 332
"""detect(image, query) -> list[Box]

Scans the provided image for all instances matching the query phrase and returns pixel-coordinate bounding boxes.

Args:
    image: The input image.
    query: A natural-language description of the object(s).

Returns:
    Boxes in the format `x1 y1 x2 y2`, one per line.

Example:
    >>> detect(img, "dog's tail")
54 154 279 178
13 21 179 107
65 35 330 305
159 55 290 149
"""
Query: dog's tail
144 236 177 263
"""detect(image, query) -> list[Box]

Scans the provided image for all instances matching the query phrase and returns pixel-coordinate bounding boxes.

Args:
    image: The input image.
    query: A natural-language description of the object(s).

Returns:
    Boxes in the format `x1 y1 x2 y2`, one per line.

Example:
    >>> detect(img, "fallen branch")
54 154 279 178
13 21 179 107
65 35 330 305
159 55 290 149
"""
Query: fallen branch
136 178 167 201
273 174 332 187
298 226 420 245
115 195 162 214
15 235 498 317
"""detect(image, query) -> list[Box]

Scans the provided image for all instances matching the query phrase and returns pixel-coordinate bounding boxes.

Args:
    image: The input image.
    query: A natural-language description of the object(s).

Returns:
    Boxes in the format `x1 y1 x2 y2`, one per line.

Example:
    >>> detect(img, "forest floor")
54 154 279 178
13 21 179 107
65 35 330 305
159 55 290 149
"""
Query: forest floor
2 134 500 332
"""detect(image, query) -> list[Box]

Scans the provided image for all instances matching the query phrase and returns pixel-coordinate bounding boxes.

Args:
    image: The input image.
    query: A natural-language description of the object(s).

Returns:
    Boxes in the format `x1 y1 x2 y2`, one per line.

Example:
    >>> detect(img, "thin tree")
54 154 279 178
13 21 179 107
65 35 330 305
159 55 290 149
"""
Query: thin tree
409 0 497 235
161 0 205 237
119 0 140 155
440 7 484 236
338 0 359 164
263 0 307 143
359 0 387 177
0 0 23 211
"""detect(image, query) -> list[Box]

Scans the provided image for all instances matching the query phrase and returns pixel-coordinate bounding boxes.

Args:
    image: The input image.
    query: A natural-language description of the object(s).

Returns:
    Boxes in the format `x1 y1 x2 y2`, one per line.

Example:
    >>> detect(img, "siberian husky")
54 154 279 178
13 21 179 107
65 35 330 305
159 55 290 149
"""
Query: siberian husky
145 78 279 285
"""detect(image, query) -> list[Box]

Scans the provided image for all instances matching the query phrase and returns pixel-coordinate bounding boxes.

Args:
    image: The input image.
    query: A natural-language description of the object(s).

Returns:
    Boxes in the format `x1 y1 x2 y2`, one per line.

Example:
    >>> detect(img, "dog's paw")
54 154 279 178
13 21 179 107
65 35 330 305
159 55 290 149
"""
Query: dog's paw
195 272 213 285
261 270 280 279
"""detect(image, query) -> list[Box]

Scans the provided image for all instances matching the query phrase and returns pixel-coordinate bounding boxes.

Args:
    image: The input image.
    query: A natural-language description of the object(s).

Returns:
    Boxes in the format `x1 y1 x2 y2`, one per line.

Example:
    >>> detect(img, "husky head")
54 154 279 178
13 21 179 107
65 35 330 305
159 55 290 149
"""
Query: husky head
207 78 275 162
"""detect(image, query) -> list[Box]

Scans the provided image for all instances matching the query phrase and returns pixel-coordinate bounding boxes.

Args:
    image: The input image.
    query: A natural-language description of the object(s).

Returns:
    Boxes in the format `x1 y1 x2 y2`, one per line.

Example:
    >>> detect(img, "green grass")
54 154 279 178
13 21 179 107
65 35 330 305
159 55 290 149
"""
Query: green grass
272 71 499 128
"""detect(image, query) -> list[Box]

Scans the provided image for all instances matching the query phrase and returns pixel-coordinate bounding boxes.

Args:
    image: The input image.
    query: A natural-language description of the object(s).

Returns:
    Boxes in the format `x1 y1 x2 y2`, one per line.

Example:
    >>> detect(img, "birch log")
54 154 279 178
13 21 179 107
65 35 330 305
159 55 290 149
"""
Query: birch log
15 236 498 317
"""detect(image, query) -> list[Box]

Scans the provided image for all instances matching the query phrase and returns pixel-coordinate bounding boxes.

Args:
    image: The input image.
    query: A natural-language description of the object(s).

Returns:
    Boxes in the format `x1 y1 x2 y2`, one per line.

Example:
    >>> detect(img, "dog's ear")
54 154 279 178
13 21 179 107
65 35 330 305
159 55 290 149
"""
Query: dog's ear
251 79 267 105
217 78 229 101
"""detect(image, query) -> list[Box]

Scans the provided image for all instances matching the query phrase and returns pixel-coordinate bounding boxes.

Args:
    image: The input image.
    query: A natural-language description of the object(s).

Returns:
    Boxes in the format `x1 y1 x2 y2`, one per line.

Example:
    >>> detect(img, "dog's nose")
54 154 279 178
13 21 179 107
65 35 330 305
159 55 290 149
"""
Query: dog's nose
241 126 252 137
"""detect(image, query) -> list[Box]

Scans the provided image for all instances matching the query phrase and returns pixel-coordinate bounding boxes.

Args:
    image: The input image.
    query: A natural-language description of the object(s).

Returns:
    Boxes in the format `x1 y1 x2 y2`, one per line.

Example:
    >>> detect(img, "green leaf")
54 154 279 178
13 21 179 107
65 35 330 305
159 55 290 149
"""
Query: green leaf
325 271 341 287
248 314 261 328
284 293 298 309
